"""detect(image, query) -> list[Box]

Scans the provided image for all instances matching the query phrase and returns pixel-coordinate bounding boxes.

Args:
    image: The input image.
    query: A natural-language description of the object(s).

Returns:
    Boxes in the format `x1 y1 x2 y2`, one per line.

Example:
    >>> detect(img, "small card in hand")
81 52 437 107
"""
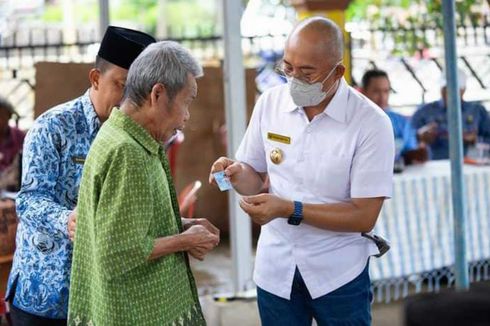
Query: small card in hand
213 171 233 191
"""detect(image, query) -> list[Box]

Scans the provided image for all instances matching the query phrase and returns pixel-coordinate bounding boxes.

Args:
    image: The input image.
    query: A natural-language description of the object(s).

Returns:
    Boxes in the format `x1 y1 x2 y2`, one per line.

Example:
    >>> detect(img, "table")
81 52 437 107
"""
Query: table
370 160 490 302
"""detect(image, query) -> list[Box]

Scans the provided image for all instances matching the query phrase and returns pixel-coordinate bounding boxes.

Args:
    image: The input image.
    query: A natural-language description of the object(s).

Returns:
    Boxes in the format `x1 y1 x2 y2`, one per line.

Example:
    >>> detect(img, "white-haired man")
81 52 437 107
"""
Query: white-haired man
68 41 219 326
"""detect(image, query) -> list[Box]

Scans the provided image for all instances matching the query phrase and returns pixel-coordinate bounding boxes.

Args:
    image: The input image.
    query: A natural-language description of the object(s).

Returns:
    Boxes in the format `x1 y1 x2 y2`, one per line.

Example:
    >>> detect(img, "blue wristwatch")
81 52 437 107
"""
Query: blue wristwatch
287 201 303 225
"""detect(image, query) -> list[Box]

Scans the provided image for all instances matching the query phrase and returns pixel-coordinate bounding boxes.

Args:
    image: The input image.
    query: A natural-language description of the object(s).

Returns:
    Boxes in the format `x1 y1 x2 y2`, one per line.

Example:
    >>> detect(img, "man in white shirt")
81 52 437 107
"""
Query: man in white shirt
210 17 394 325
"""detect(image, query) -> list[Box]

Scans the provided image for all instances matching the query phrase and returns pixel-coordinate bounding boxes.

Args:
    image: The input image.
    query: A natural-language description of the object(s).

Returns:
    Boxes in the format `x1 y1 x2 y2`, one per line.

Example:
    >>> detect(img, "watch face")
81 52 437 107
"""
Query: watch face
288 216 301 225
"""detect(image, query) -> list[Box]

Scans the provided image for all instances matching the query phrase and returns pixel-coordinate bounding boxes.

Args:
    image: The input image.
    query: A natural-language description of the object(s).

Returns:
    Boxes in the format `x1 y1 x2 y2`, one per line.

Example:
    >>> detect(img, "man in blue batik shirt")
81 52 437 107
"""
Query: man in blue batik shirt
412 68 490 160
361 69 428 165
6 26 155 325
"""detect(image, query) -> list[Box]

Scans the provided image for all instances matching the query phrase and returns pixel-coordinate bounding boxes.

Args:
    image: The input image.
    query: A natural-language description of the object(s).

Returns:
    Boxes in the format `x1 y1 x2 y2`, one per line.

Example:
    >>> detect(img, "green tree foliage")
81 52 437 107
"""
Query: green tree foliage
347 0 486 28
42 0 218 37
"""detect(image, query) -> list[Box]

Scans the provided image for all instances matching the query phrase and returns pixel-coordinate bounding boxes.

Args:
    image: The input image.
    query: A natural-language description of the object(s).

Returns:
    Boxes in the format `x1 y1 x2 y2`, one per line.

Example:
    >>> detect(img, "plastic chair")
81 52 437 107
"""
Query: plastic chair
178 180 202 218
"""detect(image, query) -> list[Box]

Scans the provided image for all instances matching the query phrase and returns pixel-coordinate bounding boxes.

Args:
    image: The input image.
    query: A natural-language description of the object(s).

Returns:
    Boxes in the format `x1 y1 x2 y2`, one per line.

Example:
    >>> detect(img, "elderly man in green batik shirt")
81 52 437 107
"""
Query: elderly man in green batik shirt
68 41 220 326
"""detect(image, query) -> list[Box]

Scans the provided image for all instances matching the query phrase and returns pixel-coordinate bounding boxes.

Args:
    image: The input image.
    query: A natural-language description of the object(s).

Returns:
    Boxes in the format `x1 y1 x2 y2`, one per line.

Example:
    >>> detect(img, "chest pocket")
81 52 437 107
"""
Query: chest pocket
263 139 294 180
308 149 352 200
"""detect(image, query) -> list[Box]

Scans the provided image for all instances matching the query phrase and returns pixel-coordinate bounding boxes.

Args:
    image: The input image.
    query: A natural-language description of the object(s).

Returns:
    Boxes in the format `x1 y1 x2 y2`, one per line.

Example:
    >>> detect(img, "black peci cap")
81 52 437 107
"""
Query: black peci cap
97 26 156 70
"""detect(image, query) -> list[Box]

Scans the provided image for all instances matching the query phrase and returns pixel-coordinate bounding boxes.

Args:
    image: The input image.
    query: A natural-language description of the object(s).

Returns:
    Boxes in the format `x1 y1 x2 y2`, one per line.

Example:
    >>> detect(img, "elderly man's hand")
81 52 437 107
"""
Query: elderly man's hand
183 224 219 261
209 156 243 186
240 194 293 225
182 217 220 241
68 210 77 242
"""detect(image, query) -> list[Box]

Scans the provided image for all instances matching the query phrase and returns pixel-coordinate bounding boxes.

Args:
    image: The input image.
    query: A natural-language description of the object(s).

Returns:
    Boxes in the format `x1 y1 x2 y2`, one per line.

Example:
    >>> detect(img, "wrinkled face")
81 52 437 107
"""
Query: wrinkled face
93 65 128 121
154 73 197 144
363 76 390 110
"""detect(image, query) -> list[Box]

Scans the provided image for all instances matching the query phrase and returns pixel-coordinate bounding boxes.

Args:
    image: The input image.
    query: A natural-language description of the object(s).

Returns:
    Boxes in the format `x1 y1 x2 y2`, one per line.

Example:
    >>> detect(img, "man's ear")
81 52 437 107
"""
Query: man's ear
89 69 101 90
150 83 167 106
336 64 346 78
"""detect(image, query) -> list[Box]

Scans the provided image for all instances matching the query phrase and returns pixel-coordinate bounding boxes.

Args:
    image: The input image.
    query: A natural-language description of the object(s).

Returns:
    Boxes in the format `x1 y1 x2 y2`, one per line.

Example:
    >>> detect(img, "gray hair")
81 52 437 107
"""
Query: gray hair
124 41 203 106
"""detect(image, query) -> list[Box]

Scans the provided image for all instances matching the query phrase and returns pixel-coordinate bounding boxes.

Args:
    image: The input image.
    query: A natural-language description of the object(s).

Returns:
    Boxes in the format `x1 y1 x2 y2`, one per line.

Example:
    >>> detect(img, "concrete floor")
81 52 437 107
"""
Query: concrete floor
191 240 406 326
0 240 405 326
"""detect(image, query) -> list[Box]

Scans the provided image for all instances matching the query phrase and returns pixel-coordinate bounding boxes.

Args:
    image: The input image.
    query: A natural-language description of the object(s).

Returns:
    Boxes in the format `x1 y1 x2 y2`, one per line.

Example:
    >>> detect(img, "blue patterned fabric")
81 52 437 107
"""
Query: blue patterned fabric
411 100 490 160
6 90 100 319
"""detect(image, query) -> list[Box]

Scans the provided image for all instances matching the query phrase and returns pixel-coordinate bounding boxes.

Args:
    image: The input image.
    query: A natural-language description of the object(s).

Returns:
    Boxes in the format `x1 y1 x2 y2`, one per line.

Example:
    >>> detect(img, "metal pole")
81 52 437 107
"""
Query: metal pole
442 0 469 290
99 0 110 40
222 0 254 294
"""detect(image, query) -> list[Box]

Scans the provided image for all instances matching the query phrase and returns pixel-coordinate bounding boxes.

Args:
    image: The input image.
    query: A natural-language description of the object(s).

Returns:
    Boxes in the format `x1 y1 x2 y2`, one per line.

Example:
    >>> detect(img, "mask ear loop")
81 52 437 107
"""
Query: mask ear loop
318 60 343 85
320 62 343 99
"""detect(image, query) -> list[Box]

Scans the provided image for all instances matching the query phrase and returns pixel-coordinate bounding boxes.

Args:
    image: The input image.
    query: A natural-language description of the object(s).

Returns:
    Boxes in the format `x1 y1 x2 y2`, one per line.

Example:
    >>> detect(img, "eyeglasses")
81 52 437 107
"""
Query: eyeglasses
274 61 315 84
274 60 342 85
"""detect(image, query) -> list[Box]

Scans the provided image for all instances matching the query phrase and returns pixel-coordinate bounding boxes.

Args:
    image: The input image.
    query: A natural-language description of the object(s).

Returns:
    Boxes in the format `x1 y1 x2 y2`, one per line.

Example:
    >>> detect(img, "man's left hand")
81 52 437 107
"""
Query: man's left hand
239 194 293 225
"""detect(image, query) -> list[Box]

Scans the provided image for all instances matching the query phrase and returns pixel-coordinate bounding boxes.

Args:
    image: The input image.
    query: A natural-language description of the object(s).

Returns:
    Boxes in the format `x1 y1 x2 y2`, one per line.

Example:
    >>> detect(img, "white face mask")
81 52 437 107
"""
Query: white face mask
288 63 340 107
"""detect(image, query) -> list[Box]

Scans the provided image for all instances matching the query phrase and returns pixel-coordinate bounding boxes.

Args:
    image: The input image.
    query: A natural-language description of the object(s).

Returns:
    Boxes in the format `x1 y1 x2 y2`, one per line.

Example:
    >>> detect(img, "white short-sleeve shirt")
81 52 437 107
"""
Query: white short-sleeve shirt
235 79 394 299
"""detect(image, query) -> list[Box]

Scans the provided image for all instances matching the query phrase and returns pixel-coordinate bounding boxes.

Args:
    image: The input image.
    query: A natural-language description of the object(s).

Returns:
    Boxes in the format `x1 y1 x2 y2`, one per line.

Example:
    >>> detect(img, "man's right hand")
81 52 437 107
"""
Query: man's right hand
417 122 438 144
208 156 243 186
182 224 219 261
68 210 77 242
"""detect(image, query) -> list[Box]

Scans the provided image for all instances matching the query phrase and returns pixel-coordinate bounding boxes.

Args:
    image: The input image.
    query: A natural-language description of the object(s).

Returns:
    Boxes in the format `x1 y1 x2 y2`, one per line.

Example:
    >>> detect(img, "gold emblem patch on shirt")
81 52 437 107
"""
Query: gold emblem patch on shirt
72 156 85 164
270 148 284 164
267 132 291 145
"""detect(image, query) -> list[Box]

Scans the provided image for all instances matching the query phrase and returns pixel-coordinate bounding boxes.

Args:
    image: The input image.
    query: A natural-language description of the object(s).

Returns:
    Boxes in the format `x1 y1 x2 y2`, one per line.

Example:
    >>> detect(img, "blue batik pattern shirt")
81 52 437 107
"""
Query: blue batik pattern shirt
411 100 490 160
7 90 100 319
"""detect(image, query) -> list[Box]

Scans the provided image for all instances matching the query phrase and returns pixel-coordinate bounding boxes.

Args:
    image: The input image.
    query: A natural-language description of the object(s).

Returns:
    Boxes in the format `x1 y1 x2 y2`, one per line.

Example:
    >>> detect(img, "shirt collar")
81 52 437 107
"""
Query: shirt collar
282 78 349 124
323 78 348 123
81 89 101 137
108 108 161 156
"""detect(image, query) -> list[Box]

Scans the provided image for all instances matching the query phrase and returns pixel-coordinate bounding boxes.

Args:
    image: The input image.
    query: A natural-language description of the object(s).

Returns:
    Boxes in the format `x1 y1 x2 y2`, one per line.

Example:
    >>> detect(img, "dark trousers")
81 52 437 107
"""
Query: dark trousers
257 263 372 326
10 302 66 326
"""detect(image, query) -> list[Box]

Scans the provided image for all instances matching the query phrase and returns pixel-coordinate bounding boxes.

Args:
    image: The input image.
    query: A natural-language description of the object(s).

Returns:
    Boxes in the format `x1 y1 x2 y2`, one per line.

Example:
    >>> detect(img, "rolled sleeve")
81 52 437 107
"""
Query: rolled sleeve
351 114 394 198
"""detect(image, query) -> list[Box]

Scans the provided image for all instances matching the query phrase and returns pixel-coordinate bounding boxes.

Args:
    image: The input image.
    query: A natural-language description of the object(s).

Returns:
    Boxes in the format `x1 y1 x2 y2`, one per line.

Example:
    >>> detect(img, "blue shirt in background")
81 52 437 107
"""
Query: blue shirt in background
385 109 418 160
411 100 490 160
7 90 100 319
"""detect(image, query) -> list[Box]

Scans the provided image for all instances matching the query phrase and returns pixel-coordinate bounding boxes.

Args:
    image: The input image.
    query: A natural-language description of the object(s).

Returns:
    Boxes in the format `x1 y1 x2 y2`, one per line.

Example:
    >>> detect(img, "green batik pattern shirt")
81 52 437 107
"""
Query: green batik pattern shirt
68 109 205 326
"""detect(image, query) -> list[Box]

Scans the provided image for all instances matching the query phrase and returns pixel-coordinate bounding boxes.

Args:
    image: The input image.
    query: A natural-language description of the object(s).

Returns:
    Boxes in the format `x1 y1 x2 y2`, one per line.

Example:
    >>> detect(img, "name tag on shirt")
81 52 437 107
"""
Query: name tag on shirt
71 156 85 165
267 132 291 145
